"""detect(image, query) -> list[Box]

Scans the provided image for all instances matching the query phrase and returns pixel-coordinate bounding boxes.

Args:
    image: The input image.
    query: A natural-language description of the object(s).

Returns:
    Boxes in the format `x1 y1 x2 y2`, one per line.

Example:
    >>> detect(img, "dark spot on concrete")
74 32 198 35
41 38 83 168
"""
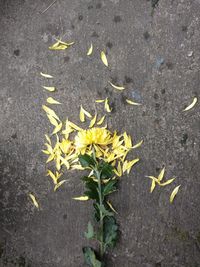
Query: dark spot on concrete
71 23 75 29
143 31 150 40
110 102 116 113
161 89 165 94
80 76 85 81
110 76 118 84
64 56 70 63
78 15 83 21
88 5 93 9
121 93 127 105
0 242 4 258
156 167 160 172
181 25 188 32
155 263 161 267
11 133 17 139
14 49 20 56
97 90 102 97
91 31 99 38
106 41 113 49
63 214 67 220
173 227 189 241
166 62 174 70
196 232 200 243
113 15 121 23
142 111 146 117
154 119 160 125
180 133 188 145
18 255 26 266
155 103 160 111
124 76 133 84
154 93 159 100
151 0 160 8
96 3 102 9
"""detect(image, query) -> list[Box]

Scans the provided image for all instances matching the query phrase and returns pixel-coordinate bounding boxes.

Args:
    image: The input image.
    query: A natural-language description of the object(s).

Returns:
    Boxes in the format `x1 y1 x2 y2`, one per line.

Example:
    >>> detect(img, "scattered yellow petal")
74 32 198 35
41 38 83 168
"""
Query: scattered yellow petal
45 134 51 145
46 153 55 163
47 114 59 127
101 51 108 67
126 159 140 174
42 86 56 92
89 114 97 128
97 115 106 125
105 98 112 112
160 178 175 186
71 164 85 170
123 132 132 149
150 179 156 193
170 185 181 203
40 72 53 78
73 196 89 201
54 39 74 46
54 180 67 191
183 97 197 111
29 193 39 209
126 99 141 106
42 149 50 155
132 140 143 149
52 122 62 135
87 43 93 56
47 170 58 184
60 156 70 169
158 167 165 182
68 121 83 131
47 97 61 105
95 99 106 103
49 39 74 50
42 105 60 121
80 105 92 122
109 81 125 91
107 201 118 214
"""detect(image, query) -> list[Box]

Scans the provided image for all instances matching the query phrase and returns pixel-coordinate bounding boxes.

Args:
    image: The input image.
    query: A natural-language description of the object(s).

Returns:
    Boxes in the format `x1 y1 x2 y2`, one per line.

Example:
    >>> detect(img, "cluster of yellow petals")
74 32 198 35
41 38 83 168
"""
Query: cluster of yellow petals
43 121 142 186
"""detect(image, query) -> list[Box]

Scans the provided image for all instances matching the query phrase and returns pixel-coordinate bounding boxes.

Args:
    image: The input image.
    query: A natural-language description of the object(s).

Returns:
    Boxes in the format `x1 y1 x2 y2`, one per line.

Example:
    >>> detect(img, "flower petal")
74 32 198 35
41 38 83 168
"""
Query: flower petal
170 185 181 203
126 99 141 106
109 81 125 91
183 97 197 111
47 97 61 105
73 196 89 201
87 43 93 56
101 51 108 67
29 193 39 209
42 86 56 92
40 72 53 78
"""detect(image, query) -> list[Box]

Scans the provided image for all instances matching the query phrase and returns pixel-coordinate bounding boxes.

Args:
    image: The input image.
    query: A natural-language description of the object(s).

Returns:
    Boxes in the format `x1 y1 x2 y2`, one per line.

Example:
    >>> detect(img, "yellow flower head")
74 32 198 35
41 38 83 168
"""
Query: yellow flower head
75 128 112 152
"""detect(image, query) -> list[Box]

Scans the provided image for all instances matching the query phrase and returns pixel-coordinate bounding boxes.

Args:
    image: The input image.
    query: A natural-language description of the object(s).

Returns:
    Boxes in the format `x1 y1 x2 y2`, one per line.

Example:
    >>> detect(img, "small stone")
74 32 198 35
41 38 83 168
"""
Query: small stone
187 51 193 57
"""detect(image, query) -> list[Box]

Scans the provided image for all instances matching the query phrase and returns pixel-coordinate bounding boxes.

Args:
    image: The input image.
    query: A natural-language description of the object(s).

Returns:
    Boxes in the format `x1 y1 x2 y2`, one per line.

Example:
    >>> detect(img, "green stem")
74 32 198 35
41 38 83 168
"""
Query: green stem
95 169 104 258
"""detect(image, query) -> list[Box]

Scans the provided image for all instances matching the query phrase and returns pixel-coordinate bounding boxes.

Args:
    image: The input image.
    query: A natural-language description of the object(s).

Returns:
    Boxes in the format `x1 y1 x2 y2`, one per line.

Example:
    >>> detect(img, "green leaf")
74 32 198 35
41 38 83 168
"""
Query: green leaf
83 247 102 267
84 179 99 201
93 203 100 221
85 222 94 239
103 216 118 249
103 180 117 196
79 154 96 168
97 203 113 218
99 162 114 179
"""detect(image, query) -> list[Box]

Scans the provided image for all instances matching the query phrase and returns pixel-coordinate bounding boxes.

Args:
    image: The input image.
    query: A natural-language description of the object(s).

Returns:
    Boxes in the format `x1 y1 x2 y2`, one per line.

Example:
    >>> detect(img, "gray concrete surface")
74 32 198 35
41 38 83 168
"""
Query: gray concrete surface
0 0 200 266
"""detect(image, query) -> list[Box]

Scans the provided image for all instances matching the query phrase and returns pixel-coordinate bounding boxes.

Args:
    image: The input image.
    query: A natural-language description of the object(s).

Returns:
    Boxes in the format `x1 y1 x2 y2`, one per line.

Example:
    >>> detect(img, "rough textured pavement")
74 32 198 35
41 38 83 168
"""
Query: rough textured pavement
0 0 200 266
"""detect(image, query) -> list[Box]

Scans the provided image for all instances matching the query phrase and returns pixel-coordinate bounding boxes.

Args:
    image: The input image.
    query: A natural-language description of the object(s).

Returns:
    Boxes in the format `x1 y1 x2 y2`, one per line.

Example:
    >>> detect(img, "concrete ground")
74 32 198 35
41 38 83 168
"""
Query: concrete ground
0 0 200 266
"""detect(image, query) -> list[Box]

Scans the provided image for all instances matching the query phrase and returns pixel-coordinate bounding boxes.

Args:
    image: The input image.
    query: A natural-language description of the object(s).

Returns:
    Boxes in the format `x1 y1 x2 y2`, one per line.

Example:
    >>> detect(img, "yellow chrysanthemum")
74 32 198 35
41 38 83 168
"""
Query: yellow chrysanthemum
75 128 113 152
